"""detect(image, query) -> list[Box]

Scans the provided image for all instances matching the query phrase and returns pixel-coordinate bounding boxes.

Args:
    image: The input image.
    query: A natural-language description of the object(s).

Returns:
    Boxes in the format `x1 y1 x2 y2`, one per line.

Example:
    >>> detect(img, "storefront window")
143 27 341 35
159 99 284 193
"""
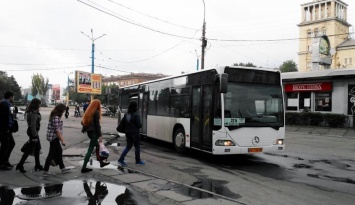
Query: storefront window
315 92 332 111
286 92 298 111
299 92 311 111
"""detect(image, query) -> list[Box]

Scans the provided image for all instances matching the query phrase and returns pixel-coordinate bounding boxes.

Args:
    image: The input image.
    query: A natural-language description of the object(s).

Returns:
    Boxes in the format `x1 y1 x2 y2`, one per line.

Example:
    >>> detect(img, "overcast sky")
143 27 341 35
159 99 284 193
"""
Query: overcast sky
1 0 355 89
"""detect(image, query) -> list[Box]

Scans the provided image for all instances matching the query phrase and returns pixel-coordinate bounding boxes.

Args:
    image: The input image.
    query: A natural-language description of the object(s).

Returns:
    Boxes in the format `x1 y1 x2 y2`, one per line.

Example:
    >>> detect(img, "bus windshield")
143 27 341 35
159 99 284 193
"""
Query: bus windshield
223 83 284 130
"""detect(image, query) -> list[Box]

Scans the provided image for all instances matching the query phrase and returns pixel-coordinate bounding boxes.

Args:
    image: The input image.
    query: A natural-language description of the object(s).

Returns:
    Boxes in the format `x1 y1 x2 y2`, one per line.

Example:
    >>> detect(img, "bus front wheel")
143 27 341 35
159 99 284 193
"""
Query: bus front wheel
174 128 186 153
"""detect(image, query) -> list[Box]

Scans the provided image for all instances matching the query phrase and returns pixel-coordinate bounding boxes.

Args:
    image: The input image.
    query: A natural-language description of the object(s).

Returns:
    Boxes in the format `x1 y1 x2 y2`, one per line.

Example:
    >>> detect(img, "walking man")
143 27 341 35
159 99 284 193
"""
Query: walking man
0 91 16 170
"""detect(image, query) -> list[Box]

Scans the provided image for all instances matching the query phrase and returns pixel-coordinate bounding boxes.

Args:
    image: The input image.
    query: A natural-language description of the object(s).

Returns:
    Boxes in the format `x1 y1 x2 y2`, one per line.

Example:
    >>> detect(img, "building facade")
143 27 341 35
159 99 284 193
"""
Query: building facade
298 0 353 71
102 73 169 87
281 0 355 127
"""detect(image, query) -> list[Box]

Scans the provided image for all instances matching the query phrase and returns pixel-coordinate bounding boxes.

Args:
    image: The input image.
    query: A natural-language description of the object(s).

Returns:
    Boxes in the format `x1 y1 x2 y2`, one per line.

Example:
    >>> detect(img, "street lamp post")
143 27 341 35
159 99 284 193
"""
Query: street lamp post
190 50 200 71
64 71 73 106
201 0 206 70
81 29 106 101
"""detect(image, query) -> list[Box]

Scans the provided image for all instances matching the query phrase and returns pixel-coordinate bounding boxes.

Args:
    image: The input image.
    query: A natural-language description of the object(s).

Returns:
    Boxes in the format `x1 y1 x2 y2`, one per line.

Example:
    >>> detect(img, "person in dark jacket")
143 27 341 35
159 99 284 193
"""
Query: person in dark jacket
65 105 69 118
16 98 43 173
118 101 144 166
83 100 90 113
0 91 15 170
81 99 110 173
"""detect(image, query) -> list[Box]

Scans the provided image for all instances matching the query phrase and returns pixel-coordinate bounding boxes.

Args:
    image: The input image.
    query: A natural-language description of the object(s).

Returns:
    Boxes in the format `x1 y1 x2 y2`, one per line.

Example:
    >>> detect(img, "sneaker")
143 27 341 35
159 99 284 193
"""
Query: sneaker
136 161 145 166
100 161 110 168
118 161 127 167
61 167 71 173
81 168 92 173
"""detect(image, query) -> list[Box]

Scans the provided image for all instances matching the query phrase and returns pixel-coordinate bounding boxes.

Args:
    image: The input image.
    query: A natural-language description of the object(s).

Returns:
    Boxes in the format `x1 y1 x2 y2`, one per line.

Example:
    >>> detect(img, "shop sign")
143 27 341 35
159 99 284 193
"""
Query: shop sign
284 82 332 92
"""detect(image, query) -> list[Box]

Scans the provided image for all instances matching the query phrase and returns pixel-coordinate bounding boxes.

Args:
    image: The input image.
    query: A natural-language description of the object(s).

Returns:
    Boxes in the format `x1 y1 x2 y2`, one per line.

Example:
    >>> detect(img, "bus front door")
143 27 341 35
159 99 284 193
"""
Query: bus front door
191 85 213 152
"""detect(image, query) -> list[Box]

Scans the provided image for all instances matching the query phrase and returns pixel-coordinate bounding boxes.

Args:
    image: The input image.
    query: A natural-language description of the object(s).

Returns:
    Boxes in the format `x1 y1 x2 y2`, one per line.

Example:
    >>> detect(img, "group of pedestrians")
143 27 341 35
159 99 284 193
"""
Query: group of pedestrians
0 90 144 176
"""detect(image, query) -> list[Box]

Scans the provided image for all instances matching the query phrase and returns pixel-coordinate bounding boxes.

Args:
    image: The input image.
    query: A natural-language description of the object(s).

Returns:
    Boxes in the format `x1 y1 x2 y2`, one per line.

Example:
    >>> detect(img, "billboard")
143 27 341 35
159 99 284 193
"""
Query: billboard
75 71 102 94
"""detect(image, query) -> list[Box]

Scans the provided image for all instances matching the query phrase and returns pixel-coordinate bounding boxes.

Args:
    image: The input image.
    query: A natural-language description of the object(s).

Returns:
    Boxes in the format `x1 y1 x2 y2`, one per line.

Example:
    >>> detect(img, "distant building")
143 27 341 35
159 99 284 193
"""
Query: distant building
298 0 354 71
102 73 169 87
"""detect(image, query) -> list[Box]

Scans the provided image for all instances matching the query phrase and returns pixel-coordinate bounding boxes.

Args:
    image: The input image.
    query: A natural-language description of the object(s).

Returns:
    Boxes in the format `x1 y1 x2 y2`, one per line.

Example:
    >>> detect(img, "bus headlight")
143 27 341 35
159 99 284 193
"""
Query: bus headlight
273 139 284 145
215 140 235 146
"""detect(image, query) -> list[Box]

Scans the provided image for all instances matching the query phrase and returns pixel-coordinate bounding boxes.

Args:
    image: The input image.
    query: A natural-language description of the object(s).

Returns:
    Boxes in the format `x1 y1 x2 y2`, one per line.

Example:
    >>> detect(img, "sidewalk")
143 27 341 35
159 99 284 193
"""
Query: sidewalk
286 125 355 138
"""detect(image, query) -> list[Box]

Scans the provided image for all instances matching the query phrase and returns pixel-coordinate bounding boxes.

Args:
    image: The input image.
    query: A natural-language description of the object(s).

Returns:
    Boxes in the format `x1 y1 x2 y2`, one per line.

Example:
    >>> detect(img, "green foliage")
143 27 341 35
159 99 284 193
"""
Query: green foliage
323 114 347 128
0 71 22 100
285 112 348 127
279 60 298 73
94 84 119 106
233 62 257 67
31 73 49 105
68 88 88 104
285 112 301 125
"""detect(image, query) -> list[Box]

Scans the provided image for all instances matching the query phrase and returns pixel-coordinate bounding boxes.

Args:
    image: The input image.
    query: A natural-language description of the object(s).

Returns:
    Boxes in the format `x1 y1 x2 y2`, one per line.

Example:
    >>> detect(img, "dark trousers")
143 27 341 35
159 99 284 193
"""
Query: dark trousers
0 131 15 165
17 139 41 168
44 138 65 171
119 133 141 163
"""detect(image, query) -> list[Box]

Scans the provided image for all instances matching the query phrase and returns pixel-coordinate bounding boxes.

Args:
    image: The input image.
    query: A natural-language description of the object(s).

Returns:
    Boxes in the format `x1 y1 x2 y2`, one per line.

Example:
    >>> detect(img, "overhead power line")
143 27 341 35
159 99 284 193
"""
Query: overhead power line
77 0 199 41
106 0 198 31
2 65 90 71
0 63 88 66
77 1 355 43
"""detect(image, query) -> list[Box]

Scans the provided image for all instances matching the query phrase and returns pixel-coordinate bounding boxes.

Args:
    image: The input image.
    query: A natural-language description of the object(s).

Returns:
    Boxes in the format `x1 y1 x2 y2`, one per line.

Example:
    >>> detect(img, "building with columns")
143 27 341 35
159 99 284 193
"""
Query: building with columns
298 0 354 71
280 0 355 127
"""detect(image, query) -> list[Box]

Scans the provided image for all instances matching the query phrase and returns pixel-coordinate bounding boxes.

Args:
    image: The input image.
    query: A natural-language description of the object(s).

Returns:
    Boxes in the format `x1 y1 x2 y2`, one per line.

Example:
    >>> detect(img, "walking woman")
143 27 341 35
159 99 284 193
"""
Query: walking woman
81 99 109 173
118 101 144 166
43 103 71 176
16 98 43 173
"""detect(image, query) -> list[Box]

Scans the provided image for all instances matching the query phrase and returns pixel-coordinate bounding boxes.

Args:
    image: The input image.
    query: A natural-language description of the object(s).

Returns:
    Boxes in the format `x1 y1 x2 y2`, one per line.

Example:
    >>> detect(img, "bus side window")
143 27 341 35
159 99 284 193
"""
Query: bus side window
181 95 190 118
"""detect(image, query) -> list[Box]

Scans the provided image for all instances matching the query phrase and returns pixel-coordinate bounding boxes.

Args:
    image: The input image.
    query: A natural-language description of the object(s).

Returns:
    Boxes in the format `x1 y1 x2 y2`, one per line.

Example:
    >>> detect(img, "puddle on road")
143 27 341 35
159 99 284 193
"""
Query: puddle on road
176 178 241 200
0 180 152 205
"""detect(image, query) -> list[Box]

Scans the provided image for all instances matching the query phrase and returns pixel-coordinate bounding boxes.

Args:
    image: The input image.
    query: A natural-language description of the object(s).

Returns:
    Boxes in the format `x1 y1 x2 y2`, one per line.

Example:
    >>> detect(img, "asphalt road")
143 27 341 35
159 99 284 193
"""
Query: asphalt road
0 106 354 205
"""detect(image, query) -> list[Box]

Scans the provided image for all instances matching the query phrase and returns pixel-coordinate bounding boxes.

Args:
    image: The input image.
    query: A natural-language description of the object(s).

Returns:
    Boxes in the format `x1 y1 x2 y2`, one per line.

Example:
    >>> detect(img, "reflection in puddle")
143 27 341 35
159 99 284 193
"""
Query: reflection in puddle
0 180 150 205
176 178 240 200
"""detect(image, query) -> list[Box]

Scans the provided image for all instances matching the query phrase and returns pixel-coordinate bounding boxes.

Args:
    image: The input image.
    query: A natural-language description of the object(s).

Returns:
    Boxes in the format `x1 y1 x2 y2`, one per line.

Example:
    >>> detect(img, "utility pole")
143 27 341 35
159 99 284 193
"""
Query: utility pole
81 29 106 101
201 0 207 70
64 71 73 106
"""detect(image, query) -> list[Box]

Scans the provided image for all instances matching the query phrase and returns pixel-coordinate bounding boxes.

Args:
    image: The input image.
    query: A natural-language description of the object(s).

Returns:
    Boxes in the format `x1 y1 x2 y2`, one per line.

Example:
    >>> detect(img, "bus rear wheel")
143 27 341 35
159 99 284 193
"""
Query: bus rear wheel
174 128 186 153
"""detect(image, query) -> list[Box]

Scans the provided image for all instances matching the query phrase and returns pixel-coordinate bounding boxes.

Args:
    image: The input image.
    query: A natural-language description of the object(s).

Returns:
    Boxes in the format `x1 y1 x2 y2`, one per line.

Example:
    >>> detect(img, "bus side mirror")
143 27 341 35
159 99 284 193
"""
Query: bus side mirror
216 74 228 93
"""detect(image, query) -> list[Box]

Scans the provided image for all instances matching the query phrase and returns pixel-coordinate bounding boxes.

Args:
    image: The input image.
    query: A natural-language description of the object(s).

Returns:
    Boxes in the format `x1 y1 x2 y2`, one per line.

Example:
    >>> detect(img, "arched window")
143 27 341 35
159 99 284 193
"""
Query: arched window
307 30 312 37
314 28 319 36
322 27 326 35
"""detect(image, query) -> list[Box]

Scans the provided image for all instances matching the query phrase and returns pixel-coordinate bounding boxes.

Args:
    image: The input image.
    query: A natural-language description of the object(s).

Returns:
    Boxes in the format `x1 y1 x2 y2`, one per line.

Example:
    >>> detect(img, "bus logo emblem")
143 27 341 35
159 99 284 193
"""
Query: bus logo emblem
252 136 260 145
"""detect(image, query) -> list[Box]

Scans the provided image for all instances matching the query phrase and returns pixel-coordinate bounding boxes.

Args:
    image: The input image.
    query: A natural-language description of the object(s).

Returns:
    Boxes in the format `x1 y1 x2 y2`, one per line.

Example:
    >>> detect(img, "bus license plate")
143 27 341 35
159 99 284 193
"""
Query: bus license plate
248 148 263 153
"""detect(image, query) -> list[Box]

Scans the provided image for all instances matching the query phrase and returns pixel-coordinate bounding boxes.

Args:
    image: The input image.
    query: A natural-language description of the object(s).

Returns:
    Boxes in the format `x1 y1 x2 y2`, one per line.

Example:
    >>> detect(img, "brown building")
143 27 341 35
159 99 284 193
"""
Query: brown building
102 73 169 87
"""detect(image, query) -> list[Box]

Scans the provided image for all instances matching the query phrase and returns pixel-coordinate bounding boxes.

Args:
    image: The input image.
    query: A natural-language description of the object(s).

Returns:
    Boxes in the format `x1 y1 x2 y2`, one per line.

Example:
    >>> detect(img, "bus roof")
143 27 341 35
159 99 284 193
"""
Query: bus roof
120 66 280 89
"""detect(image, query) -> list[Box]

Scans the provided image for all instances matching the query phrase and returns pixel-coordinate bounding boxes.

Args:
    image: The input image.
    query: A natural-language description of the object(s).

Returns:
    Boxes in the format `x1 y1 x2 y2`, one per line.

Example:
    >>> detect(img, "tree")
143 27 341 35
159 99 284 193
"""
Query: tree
233 62 257 67
31 73 49 106
279 60 298 73
0 71 22 101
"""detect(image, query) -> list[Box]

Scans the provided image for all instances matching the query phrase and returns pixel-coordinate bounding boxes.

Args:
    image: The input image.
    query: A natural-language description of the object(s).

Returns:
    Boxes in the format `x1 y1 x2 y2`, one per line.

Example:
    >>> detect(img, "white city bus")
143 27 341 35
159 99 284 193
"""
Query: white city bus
117 66 285 155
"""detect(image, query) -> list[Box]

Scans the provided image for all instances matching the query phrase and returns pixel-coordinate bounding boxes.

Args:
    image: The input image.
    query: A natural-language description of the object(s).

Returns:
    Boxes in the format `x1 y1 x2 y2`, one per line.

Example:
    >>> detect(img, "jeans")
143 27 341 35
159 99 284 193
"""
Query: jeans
0 131 15 166
119 133 141 163
82 131 99 168
44 138 65 171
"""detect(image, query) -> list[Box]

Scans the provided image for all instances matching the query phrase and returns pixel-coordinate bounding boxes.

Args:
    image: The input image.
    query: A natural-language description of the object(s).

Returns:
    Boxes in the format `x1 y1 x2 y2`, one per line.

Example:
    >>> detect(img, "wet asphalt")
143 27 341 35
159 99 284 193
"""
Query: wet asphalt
0 106 354 204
